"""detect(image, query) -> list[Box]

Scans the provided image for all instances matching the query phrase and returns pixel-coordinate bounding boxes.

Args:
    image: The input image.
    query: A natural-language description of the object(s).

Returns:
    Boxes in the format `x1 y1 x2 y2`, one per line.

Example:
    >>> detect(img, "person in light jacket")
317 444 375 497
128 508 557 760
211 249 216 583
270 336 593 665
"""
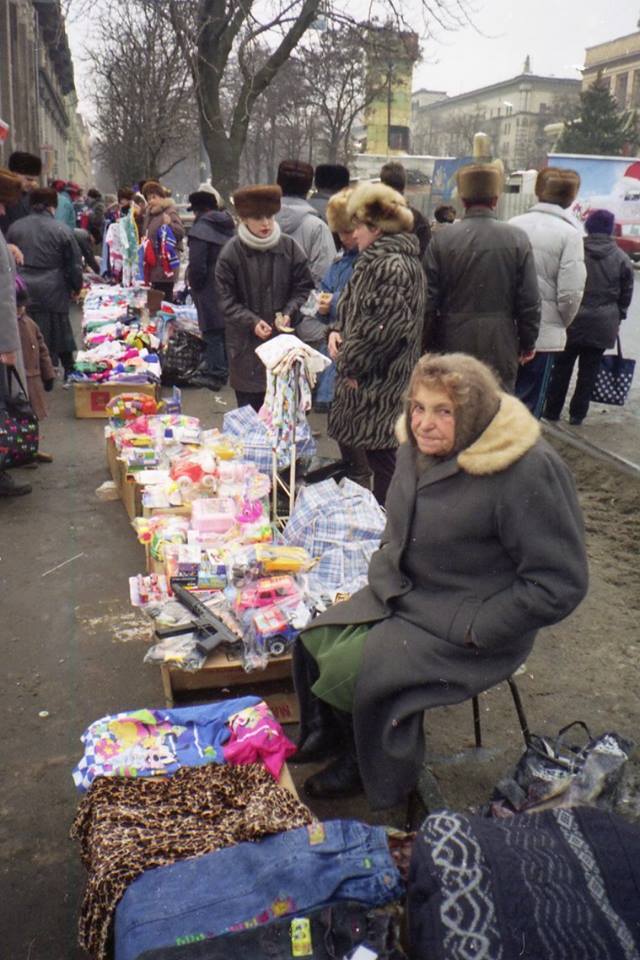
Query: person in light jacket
276 160 336 284
511 167 586 417
544 208 634 425
292 353 589 808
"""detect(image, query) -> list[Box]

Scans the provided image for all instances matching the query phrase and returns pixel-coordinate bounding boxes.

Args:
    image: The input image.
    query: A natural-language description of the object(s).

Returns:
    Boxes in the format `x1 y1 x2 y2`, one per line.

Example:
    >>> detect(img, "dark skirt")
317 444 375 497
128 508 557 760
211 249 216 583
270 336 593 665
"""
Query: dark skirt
29 308 76 357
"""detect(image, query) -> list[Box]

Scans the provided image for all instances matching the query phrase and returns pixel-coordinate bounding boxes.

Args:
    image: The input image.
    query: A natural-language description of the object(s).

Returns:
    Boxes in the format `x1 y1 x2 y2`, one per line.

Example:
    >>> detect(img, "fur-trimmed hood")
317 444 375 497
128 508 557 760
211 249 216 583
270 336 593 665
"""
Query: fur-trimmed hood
146 196 177 217
396 393 540 475
347 181 414 234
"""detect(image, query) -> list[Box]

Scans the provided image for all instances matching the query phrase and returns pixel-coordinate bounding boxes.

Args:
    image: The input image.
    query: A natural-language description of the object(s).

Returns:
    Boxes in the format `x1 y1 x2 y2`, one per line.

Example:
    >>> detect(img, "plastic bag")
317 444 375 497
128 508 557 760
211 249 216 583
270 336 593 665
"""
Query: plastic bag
143 633 206 672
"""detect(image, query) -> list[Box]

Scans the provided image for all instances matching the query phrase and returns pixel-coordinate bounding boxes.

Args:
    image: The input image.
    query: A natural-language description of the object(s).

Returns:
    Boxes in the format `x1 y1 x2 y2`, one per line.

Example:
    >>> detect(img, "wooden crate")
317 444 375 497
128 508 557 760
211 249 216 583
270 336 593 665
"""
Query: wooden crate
159 650 298 723
75 381 160 419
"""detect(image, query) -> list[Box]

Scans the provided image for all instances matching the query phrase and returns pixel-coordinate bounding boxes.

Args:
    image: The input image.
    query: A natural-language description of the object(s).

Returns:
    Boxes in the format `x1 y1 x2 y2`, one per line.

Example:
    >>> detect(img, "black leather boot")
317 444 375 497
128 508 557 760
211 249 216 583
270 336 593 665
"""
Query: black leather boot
303 710 363 799
290 640 341 765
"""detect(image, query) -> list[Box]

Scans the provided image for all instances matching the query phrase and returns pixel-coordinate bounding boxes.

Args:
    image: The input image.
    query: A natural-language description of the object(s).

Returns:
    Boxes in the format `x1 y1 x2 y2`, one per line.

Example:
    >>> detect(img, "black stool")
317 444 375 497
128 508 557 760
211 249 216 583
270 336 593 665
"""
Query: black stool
405 675 531 830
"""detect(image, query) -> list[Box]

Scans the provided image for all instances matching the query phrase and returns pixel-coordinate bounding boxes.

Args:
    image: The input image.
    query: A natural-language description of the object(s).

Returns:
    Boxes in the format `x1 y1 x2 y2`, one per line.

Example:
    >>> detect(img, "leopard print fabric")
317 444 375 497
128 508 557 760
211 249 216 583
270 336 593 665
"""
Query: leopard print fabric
70 762 312 959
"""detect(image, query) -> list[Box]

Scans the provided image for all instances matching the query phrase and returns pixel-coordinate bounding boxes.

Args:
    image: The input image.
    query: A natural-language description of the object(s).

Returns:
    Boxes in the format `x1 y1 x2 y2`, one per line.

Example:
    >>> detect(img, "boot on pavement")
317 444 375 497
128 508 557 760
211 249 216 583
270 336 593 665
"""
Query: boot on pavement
0 470 32 497
303 709 363 799
290 639 341 765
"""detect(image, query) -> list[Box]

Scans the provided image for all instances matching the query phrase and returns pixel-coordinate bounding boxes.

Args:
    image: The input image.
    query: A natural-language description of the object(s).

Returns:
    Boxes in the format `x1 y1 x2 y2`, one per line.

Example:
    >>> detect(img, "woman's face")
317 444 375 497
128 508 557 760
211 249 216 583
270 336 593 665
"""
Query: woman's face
353 221 382 251
245 215 274 239
409 384 456 457
338 229 357 251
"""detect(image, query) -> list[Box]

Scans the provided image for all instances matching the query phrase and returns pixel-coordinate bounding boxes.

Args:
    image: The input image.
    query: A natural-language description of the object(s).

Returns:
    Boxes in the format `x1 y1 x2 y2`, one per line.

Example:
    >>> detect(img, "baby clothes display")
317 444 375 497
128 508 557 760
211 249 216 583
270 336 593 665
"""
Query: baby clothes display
222 701 296 780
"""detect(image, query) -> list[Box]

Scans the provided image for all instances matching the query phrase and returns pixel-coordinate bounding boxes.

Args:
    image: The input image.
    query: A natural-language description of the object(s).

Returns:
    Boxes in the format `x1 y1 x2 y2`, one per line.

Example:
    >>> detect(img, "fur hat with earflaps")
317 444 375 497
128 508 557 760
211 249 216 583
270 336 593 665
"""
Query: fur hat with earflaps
347 182 413 234
456 161 504 203
141 180 164 200
188 182 223 212
8 152 42 177
326 187 355 234
535 167 580 208
0 168 22 205
277 160 313 197
233 185 282 219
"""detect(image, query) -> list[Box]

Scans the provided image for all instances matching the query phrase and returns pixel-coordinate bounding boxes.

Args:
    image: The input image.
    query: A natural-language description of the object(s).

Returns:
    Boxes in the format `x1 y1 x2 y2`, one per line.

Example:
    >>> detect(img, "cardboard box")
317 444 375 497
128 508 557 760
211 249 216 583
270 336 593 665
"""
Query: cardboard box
75 381 160 419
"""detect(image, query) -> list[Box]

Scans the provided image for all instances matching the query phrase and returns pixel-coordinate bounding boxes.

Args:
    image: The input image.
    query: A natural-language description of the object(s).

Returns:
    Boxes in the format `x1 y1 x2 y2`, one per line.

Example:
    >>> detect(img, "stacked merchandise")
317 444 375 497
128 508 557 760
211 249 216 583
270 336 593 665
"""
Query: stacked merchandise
70 285 162 386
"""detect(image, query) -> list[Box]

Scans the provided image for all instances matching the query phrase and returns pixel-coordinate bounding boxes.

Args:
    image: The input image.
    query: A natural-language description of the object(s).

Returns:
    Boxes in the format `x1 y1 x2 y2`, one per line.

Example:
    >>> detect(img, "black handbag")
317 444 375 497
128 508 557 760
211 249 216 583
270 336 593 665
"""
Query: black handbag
0 365 39 467
160 328 204 385
591 336 636 406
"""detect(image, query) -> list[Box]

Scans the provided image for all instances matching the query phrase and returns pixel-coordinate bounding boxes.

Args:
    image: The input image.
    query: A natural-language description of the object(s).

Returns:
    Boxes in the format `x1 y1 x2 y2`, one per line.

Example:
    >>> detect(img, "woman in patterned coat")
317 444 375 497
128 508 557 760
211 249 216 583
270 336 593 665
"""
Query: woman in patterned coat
327 182 426 504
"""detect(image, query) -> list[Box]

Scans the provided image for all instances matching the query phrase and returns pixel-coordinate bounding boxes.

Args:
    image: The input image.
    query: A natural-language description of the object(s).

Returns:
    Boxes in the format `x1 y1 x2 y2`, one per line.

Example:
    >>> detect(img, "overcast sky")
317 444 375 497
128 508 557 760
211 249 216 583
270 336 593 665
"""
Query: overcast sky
413 1 637 94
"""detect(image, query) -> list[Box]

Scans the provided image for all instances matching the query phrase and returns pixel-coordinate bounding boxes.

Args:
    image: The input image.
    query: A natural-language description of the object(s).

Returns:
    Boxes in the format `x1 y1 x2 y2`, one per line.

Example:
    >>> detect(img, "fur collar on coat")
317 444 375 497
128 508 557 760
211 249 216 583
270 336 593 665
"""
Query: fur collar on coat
146 197 176 217
396 393 540 476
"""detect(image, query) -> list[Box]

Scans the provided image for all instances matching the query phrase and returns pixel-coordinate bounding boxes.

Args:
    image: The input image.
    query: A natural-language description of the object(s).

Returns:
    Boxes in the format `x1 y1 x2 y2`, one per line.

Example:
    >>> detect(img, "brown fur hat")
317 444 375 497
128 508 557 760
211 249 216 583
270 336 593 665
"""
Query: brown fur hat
456 160 504 203
0 168 22 205
8 151 42 177
233 185 282 219
142 180 164 200
535 167 580 208
326 187 355 234
30 186 58 208
400 353 501 456
347 181 413 234
277 160 314 197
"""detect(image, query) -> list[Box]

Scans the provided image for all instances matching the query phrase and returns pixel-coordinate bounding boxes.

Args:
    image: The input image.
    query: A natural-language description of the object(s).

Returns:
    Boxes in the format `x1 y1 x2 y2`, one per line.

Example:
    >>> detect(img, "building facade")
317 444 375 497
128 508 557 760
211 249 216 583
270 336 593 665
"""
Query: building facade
582 30 640 109
412 61 581 171
0 0 88 182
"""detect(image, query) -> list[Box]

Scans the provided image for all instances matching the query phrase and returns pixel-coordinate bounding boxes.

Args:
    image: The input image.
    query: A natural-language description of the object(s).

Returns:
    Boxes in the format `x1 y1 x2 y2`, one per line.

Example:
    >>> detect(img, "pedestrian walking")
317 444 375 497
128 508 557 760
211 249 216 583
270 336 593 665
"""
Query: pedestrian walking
141 180 185 302
544 209 635 426
424 159 541 391
186 183 235 391
215 184 314 412
16 279 56 461
510 167 586 417
276 160 336 284
7 187 83 380
380 160 431 257
0 167 31 497
292 353 588 807
308 164 351 222
327 181 426 504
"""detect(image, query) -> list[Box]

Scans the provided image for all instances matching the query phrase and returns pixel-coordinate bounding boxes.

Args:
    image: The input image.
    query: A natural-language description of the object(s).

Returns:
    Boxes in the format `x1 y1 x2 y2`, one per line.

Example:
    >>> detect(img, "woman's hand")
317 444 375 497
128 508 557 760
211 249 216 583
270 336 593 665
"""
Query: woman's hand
7 243 23 266
519 349 536 365
0 351 17 365
254 320 272 340
328 331 342 360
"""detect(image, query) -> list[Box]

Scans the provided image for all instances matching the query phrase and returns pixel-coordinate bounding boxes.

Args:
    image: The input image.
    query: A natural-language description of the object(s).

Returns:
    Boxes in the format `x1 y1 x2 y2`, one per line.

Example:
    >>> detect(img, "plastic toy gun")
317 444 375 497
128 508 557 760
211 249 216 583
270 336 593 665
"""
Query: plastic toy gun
155 580 242 655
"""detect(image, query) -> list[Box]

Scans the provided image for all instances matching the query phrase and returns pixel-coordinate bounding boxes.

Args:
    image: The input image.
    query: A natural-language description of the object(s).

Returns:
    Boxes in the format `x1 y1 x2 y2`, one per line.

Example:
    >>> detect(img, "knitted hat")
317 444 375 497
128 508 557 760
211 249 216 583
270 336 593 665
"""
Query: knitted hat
51 179 66 192
314 164 350 192
8 151 42 176
233 185 282 219
142 180 164 200
0 167 22 204
326 187 355 234
585 208 615 235
456 160 504 203
535 167 580 208
347 181 413 234
277 160 313 197
30 187 58 208
188 182 223 212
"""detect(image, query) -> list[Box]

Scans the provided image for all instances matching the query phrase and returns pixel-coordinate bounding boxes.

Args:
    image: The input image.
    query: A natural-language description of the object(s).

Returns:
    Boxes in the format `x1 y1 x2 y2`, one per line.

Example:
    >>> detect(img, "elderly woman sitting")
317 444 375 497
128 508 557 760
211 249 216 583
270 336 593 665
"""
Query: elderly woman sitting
292 353 589 809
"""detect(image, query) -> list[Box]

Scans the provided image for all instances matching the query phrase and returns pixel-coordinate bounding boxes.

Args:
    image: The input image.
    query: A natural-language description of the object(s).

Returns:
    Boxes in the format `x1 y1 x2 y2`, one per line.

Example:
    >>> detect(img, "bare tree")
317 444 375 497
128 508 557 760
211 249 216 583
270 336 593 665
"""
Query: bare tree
87 0 198 187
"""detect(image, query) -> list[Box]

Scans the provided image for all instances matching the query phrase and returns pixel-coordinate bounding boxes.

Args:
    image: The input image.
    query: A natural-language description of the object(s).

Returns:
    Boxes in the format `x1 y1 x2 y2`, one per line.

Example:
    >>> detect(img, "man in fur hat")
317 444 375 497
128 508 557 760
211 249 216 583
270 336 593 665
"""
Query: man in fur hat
0 167 31 496
510 167 586 417
0 151 42 236
424 160 541 392
275 160 336 284
308 164 350 221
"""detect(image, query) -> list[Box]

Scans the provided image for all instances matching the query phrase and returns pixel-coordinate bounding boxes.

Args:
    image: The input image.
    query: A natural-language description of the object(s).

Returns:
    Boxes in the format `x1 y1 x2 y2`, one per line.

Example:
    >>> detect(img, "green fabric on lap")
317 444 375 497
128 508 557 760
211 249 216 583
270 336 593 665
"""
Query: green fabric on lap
301 623 371 713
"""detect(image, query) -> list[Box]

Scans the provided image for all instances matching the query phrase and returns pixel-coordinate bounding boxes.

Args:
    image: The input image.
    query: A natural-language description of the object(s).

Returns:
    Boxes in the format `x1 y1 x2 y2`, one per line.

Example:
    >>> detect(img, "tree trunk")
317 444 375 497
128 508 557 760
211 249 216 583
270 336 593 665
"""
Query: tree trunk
202 128 241 203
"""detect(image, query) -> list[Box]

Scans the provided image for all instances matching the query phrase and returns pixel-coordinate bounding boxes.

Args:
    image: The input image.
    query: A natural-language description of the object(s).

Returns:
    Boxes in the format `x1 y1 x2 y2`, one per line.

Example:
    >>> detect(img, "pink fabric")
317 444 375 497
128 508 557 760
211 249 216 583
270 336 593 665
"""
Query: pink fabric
223 701 296 780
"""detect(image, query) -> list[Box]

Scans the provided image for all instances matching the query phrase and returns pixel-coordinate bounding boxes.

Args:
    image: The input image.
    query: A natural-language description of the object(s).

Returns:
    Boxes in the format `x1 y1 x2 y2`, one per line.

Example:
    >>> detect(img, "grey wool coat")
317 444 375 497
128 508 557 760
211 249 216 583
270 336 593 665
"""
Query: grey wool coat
215 233 314 393
310 395 589 809
424 207 541 391
328 232 426 450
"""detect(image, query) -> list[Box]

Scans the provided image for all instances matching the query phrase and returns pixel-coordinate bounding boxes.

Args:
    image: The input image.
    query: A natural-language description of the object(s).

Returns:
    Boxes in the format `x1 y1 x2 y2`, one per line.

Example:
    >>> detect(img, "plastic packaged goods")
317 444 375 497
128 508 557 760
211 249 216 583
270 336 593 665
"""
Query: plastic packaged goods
143 634 206 672
191 498 237 535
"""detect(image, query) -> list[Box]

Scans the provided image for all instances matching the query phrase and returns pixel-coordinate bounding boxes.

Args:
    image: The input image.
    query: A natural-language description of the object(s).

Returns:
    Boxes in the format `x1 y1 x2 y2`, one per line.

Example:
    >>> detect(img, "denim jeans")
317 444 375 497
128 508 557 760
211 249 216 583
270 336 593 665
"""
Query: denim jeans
136 900 403 960
515 351 556 419
115 820 403 960
315 344 336 405
201 330 228 383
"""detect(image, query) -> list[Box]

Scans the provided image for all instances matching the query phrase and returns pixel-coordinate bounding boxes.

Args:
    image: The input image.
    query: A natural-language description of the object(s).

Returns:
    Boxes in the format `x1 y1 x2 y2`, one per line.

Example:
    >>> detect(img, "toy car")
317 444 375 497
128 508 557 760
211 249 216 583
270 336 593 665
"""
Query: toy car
250 605 299 657
236 575 299 611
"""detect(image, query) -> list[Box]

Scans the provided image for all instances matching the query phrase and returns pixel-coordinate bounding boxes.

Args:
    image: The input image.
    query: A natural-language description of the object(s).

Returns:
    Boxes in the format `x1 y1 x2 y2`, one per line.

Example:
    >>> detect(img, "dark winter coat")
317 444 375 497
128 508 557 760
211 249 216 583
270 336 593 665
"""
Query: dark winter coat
408 204 431 258
566 234 635 350
309 395 588 809
328 232 426 450
424 207 541 390
0 191 31 236
17 312 56 419
7 211 83 312
187 210 235 333
143 198 185 283
215 232 314 392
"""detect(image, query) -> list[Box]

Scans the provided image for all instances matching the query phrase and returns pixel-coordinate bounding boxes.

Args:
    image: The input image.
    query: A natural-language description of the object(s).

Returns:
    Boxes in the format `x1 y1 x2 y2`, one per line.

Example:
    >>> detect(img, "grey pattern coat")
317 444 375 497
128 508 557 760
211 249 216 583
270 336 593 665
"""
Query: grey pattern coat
328 232 426 450
309 396 588 809
424 207 541 390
